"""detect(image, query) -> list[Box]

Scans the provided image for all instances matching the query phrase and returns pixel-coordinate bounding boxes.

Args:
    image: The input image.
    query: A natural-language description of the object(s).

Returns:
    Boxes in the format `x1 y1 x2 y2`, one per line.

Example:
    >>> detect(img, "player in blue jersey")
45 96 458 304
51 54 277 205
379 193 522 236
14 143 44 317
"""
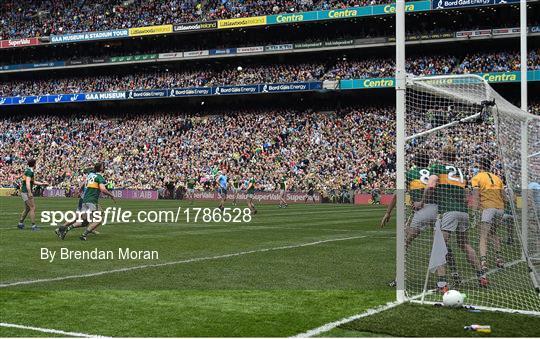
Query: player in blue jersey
216 170 228 210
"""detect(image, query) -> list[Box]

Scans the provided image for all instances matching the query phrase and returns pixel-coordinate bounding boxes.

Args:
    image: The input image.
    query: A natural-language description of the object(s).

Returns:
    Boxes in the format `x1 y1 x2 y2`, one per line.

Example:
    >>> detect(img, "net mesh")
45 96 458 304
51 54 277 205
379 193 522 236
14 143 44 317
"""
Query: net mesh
403 74 540 313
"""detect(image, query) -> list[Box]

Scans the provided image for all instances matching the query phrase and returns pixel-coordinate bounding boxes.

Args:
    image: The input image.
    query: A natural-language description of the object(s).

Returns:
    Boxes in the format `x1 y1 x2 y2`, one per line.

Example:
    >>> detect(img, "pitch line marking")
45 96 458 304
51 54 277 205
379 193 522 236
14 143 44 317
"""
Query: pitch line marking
0 235 366 288
0 322 109 338
292 290 427 338
291 301 402 338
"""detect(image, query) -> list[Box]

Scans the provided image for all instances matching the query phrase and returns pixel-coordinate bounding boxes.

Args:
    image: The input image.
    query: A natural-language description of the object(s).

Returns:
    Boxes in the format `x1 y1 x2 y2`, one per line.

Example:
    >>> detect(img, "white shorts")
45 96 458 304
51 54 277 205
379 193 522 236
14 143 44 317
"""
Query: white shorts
410 204 438 230
440 211 469 232
81 203 97 213
21 192 30 202
187 188 195 194
280 189 286 196
247 193 254 199
481 208 504 224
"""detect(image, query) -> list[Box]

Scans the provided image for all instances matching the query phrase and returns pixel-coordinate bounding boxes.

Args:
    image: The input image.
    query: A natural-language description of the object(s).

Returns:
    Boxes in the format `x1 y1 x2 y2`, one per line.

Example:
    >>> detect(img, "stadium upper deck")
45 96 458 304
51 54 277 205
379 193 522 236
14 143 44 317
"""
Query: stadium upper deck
0 0 535 49
1 49 539 97
0 0 414 40
0 0 538 110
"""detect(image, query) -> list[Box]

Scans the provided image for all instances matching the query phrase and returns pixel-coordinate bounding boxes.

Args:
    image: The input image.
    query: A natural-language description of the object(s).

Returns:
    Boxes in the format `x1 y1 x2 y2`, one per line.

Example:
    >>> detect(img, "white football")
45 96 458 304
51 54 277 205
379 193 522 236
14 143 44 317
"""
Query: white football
443 290 464 307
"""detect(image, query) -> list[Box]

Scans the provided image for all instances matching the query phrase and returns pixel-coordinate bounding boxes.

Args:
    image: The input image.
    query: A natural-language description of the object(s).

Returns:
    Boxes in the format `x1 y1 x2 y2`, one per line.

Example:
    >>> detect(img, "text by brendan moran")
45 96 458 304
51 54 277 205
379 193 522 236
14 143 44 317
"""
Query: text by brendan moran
41 247 159 263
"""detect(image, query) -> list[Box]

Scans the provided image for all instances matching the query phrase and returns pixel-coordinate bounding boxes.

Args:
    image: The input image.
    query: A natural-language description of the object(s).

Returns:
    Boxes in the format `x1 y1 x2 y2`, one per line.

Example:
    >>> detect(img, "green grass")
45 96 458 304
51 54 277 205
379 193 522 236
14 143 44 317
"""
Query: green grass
336 303 540 337
1 197 538 337
0 197 395 337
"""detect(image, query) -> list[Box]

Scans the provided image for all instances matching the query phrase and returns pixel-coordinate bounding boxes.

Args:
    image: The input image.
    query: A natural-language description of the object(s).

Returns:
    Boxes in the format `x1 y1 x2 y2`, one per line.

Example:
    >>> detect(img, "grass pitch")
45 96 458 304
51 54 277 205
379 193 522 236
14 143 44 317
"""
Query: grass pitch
331 303 540 337
0 197 395 337
1 197 538 337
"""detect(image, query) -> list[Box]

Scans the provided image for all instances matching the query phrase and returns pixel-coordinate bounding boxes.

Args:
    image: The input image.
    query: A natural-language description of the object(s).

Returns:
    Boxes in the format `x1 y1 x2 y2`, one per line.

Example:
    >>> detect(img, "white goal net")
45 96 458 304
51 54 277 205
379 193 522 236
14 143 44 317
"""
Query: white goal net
402 74 540 314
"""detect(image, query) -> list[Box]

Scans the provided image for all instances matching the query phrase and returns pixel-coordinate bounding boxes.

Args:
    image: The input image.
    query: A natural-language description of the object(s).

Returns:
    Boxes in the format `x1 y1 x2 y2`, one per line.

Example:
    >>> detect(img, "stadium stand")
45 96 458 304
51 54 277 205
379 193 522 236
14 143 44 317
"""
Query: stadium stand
2 103 539 194
2 50 539 96
0 107 396 194
1 0 403 39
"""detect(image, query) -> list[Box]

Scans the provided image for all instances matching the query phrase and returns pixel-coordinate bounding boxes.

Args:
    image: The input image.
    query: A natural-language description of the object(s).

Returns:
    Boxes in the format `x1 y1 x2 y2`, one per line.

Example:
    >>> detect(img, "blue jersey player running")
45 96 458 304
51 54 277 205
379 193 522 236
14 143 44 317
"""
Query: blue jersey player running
216 170 228 210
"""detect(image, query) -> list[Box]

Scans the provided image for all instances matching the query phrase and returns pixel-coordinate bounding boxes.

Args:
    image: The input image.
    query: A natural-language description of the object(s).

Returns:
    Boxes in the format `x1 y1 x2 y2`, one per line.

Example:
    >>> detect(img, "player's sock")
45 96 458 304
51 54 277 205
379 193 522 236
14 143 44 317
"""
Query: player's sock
480 256 488 270
495 253 504 268
80 229 91 241
437 279 448 293
478 272 489 287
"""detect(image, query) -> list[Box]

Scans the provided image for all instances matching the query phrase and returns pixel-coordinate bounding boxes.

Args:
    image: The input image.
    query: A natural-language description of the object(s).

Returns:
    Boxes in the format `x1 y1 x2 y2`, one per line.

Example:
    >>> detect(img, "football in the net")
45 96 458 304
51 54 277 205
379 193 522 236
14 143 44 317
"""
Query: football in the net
443 290 464 307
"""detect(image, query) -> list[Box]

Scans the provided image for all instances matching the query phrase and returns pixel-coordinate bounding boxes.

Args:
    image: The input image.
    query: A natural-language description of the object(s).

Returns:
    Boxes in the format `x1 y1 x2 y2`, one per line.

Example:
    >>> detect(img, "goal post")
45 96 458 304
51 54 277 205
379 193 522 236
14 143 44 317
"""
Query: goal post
398 73 540 315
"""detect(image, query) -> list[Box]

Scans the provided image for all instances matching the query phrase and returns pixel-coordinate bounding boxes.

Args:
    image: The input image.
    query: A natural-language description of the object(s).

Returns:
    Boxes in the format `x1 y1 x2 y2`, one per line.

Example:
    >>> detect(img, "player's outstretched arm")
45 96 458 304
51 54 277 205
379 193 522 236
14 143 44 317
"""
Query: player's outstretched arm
380 194 396 228
99 183 116 203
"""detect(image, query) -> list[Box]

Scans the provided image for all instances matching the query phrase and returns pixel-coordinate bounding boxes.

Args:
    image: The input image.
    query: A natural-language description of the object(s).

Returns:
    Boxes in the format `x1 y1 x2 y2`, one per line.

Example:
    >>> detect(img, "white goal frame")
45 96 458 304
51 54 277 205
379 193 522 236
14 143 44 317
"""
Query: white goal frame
397 72 540 316
395 0 539 315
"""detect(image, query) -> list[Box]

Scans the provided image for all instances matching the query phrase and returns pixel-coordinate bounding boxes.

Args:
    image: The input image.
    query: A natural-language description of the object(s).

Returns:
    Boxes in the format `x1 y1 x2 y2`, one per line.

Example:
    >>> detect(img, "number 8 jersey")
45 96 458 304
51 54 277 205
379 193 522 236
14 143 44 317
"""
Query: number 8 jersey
406 166 430 203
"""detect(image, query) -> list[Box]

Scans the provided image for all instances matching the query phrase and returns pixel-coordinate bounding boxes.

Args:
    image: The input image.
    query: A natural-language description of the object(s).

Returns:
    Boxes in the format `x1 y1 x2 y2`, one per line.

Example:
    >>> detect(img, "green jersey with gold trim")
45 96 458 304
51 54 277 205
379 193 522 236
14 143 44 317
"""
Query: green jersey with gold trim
82 172 106 204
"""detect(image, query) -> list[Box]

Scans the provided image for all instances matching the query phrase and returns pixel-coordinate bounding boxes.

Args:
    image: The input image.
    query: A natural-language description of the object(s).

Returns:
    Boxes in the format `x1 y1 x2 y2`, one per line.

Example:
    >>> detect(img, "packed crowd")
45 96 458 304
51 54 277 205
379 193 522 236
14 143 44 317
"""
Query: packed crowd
2 50 539 97
325 50 540 79
1 0 404 40
2 103 538 193
0 107 396 194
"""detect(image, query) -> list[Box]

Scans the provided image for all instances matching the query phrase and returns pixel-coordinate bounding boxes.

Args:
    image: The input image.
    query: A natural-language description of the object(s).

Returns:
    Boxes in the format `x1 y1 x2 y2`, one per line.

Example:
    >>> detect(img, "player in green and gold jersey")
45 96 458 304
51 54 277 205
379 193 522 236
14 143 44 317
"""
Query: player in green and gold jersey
185 174 198 204
380 151 434 288
278 174 288 208
56 162 116 241
18 158 49 231
427 145 486 291
246 173 257 214
381 151 436 248
231 173 241 206
304 173 317 204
